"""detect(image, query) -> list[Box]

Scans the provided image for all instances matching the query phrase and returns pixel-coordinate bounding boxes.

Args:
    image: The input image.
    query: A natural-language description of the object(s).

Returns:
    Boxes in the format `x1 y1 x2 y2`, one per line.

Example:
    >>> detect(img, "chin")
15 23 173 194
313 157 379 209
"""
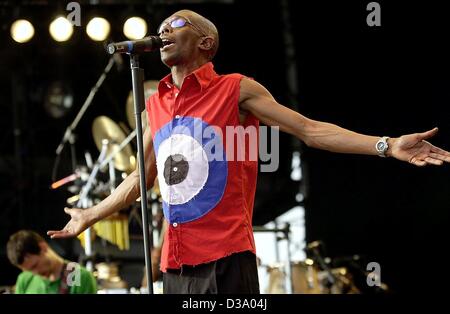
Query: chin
161 53 180 68
161 58 175 68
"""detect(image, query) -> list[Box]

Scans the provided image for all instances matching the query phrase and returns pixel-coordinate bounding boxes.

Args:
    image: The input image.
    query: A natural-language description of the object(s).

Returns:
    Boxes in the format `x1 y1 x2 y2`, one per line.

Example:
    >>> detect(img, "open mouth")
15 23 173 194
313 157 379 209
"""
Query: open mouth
161 39 175 51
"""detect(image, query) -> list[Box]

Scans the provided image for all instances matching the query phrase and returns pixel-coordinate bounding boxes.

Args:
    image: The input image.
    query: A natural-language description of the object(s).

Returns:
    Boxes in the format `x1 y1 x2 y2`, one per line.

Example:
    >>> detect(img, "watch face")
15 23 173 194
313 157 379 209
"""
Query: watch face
377 142 385 151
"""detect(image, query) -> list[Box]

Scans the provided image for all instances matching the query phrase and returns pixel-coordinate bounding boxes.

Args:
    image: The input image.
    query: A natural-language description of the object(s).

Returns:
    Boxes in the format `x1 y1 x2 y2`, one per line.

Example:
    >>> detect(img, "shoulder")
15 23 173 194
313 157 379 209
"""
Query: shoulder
221 73 246 80
17 271 34 283
239 77 273 104
15 271 37 294
146 92 160 108
78 265 95 280
208 72 243 85
70 265 97 294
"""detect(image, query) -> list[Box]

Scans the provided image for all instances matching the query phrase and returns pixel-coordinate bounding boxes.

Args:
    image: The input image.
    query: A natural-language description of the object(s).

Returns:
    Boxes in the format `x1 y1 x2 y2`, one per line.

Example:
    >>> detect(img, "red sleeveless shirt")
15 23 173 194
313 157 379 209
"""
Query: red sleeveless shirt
146 62 258 271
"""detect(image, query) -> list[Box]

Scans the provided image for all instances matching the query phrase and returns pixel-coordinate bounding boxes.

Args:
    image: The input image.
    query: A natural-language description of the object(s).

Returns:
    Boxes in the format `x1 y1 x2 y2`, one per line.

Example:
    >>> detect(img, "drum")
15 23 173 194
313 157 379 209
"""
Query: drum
266 259 322 294
291 259 323 294
263 259 360 294
94 262 128 290
265 263 286 294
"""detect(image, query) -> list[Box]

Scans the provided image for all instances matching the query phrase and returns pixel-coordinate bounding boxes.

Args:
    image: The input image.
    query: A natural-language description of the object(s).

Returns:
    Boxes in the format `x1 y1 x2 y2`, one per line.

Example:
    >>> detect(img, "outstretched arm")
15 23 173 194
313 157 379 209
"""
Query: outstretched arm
239 78 450 166
47 128 157 239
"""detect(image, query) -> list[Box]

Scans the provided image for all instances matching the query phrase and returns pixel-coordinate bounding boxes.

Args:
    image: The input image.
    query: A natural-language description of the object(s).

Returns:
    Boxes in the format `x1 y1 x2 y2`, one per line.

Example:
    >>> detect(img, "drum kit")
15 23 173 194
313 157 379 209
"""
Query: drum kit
95 262 128 291
265 259 360 294
264 240 384 294
51 81 163 265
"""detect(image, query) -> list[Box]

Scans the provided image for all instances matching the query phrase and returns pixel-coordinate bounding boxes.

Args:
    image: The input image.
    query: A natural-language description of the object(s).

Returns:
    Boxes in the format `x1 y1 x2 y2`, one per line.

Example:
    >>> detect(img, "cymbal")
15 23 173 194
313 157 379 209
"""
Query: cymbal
126 80 159 131
92 116 135 173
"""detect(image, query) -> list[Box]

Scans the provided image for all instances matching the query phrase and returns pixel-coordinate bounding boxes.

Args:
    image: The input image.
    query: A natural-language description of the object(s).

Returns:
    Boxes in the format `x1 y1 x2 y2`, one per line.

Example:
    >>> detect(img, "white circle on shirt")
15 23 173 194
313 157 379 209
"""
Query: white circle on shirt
156 133 209 205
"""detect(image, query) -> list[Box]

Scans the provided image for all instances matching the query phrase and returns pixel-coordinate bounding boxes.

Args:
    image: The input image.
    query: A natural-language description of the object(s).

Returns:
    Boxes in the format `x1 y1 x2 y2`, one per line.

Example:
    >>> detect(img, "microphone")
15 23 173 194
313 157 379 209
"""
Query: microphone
107 36 163 54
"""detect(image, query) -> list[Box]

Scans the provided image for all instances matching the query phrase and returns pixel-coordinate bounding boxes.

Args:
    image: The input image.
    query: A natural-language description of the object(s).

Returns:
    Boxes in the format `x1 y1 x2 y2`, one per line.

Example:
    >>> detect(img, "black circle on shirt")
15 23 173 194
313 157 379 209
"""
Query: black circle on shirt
163 154 189 185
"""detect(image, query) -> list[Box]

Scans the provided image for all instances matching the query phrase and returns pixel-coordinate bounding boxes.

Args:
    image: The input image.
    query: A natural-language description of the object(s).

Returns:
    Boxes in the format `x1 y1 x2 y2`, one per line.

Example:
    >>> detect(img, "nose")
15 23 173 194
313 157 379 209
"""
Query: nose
159 23 172 36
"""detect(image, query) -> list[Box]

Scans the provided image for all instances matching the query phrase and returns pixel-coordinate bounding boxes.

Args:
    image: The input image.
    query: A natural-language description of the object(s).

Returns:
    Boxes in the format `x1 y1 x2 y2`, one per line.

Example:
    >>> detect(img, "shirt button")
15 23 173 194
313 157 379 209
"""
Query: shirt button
175 92 179 97
172 222 178 227
175 115 180 119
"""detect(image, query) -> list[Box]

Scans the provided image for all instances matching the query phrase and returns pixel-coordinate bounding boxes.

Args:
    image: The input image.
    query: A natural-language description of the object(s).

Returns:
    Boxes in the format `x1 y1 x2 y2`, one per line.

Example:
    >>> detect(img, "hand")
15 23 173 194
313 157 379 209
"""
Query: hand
389 127 450 166
141 247 162 287
47 207 92 239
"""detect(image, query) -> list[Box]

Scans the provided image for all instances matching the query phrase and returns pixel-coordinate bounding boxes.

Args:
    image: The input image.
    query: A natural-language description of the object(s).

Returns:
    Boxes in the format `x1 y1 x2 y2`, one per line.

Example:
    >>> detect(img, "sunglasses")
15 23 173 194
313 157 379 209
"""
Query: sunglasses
157 16 206 36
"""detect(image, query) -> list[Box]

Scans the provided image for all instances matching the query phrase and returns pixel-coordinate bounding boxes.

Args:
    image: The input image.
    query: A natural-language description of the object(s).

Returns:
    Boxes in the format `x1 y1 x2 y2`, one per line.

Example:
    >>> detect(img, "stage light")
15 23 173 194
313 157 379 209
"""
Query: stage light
49 16 73 42
123 17 147 40
10 19 35 43
86 17 110 41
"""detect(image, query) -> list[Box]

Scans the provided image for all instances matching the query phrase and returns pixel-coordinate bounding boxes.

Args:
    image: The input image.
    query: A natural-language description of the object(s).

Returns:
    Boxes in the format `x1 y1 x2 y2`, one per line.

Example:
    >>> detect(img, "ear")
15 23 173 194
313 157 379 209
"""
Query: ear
38 241 48 253
198 36 214 52
19 253 37 270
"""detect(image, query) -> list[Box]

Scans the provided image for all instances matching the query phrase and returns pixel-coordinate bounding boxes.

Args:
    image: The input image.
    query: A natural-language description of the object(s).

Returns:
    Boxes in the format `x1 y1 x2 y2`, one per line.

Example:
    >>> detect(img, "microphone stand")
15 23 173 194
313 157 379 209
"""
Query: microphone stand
307 242 337 293
52 56 116 181
129 53 154 294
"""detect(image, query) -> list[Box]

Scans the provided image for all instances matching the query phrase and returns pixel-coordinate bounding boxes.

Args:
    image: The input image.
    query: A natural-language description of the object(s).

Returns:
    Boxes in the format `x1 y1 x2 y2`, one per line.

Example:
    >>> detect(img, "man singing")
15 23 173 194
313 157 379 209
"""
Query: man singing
48 10 450 294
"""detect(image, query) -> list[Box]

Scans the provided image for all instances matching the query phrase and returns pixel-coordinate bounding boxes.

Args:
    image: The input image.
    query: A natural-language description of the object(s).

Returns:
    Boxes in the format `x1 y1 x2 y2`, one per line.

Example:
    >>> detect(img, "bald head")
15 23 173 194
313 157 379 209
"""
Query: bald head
172 10 219 60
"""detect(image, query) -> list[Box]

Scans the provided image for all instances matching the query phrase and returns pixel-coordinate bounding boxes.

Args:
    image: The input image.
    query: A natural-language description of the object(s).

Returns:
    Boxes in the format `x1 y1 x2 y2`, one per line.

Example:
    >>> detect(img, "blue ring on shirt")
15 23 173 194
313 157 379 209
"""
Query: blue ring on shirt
154 116 228 224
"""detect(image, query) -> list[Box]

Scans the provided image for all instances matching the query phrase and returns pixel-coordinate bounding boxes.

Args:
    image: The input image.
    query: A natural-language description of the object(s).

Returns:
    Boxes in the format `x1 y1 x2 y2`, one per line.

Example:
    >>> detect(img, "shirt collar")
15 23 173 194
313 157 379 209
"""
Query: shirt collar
158 62 217 93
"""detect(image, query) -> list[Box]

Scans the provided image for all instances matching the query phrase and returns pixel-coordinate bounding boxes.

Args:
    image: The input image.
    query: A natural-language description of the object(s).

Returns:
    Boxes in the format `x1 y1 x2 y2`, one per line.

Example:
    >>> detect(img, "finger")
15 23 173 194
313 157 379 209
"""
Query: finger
417 127 438 141
424 157 443 166
64 207 73 215
50 233 73 239
410 157 426 167
47 230 72 239
47 230 66 236
429 152 450 162
430 146 450 157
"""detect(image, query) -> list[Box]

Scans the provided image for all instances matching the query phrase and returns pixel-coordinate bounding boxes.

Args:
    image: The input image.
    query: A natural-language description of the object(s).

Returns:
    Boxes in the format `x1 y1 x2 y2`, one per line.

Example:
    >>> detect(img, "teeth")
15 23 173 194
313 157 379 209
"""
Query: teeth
162 40 173 46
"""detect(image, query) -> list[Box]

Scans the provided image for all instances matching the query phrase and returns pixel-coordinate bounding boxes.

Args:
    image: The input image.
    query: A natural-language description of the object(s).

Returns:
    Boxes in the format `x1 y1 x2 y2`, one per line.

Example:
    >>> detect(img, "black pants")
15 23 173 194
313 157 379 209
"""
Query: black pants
163 251 260 294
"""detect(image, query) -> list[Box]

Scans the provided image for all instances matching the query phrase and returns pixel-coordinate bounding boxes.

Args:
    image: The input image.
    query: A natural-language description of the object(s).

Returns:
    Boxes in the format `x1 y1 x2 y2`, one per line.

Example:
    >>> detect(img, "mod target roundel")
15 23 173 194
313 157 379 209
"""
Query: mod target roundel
153 116 227 224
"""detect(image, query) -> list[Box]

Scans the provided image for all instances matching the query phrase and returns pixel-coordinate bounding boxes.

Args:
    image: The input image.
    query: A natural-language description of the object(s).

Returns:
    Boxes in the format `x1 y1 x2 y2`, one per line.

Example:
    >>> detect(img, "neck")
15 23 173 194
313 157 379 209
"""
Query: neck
170 59 208 88
48 255 65 282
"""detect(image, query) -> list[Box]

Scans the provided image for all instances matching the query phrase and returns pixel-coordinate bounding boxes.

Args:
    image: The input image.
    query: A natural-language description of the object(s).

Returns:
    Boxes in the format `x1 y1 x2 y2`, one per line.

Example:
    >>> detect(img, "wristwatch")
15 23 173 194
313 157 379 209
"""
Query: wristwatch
375 136 390 157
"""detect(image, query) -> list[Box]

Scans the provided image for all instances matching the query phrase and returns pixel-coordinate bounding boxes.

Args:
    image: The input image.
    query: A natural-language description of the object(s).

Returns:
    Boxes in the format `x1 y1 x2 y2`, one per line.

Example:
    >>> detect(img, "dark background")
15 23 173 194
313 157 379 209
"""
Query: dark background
0 0 449 294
